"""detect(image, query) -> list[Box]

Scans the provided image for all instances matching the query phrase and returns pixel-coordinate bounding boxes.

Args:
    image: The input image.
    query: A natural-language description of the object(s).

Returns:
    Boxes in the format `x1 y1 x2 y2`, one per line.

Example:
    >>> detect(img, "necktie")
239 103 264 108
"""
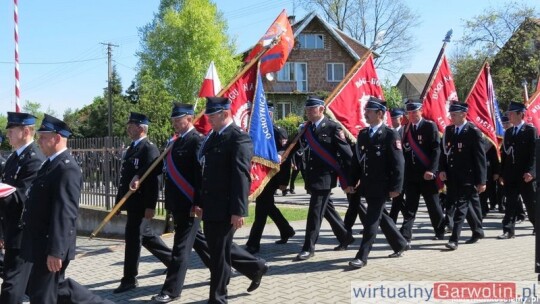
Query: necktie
40 159 50 173
129 142 135 149
312 124 317 132
455 126 460 135
369 127 375 138
413 124 417 133
513 127 518 136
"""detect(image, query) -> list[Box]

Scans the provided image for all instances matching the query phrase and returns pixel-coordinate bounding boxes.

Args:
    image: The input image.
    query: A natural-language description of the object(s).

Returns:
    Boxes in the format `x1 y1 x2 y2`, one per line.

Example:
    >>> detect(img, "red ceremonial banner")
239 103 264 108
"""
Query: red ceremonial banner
422 55 458 133
525 90 540 130
194 64 258 135
244 9 294 74
325 53 385 139
465 62 499 150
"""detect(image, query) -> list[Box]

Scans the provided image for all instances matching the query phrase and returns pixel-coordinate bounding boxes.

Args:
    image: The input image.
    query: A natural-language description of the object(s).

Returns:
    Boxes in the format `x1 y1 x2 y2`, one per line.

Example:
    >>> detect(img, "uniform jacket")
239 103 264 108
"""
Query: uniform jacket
0 142 45 248
199 124 253 222
439 122 487 186
0 156 5 175
302 117 353 191
21 150 82 262
501 123 537 184
484 140 500 179
269 125 291 188
353 124 405 198
163 129 203 213
116 137 160 212
402 119 440 182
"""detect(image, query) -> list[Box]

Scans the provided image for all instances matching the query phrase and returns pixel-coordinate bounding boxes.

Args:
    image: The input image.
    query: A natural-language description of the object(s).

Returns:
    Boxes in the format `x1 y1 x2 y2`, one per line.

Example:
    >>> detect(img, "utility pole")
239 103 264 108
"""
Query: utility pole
101 42 119 137
101 42 118 210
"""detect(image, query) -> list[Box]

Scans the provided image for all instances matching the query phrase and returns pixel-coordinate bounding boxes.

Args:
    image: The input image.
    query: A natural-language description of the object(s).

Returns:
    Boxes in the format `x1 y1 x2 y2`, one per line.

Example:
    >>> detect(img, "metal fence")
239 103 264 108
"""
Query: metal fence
69 137 167 215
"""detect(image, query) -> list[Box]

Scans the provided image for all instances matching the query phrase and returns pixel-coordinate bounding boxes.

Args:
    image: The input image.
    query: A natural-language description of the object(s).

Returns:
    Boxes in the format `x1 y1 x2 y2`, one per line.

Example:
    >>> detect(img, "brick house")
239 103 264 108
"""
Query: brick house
260 12 372 119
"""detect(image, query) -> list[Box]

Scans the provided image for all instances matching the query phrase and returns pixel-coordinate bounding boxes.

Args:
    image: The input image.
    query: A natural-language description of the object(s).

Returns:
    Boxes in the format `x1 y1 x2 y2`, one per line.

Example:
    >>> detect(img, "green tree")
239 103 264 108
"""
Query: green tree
382 79 403 109
137 0 240 103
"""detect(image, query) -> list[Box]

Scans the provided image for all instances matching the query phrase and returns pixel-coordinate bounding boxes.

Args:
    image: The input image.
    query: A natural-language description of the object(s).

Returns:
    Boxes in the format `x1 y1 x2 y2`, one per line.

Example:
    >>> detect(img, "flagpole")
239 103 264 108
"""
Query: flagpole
193 34 283 124
324 51 373 104
420 29 453 100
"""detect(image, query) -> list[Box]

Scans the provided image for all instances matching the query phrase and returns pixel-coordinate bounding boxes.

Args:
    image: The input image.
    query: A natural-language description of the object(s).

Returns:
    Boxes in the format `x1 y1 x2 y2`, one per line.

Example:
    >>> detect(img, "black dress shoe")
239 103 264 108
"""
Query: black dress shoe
245 245 260 254
152 293 177 303
348 259 367 269
388 242 409 258
275 230 296 244
289 190 296 194
432 235 444 240
445 242 458 250
497 232 515 239
334 236 355 251
465 234 484 244
247 263 269 292
113 280 138 294
296 251 314 260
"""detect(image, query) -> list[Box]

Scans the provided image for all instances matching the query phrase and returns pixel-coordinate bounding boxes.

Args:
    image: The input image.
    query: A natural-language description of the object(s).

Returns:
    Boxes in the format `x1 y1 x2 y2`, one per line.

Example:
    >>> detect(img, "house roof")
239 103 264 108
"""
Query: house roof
292 12 375 60
396 73 430 92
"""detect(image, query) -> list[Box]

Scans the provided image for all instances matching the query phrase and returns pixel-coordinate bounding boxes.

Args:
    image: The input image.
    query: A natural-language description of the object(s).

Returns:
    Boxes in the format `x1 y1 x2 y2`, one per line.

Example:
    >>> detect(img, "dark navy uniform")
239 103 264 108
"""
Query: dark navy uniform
116 135 172 287
388 123 405 223
246 123 294 252
22 114 113 304
500 118 537 237
0 142 45 303
481 141 500 216
352 122 406 264
300 116 353 256
400 118 445 241
0 112 45 304
440 120 486 246
199 97 253 304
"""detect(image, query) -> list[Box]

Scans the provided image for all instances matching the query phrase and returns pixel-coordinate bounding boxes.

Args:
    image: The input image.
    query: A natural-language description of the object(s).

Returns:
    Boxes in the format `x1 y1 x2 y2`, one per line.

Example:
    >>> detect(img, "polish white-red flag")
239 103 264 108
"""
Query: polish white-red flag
198 61 222 98
325 53 387 141
525 90 540 130
421 54 458 133
194 64 258 135
465 62 499 154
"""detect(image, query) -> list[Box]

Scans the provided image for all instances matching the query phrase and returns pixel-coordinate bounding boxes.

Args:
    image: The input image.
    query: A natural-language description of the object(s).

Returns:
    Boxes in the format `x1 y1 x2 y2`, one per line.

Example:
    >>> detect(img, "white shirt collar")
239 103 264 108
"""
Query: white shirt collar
218 121 233 135
16 141 33 156
514 120 525 131
181 126 194 138
370 121 384 133
314 116 325 128
49 148 68 162
133 136 147 147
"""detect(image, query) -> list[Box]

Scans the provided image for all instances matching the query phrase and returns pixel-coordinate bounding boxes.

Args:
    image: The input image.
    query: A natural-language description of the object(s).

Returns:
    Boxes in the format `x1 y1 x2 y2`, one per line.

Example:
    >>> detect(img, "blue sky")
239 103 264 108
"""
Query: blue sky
0 0 537 116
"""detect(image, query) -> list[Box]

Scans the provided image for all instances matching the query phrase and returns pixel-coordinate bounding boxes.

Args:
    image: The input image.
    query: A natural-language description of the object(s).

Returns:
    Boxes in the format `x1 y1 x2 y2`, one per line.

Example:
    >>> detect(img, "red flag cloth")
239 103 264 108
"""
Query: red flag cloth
0 183 16 198
525 91 540 130
193 64 258 135
422 54 458 133
326 54 387 139
198 61 222 98
465 62 499 152
244 9 294 74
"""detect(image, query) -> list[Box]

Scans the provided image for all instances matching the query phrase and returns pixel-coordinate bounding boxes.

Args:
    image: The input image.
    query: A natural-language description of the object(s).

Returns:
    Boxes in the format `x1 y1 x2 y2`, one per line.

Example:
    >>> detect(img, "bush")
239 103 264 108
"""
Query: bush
275 113 304 139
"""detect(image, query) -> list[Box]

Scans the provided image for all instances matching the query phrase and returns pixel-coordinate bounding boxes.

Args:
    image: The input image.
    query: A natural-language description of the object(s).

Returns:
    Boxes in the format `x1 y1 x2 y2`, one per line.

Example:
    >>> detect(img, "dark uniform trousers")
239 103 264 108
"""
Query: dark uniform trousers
123 209 172 282
389 193 405 223
355 196 389 262
247 182 294 249
503 181 536 235
1 144 44 304
301 118 353 253
400 180 445 241
204 221 235 304
345 191 407 253
446 185 484 242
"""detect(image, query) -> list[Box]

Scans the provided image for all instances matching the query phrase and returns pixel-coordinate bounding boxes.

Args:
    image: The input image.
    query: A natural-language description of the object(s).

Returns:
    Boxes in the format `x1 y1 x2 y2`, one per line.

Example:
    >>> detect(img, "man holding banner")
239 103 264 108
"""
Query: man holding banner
296 96 354 261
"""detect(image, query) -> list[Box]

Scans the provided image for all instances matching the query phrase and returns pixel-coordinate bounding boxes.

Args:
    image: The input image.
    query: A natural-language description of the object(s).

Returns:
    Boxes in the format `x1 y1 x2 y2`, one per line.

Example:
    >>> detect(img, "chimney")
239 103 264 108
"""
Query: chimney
288 15 296 25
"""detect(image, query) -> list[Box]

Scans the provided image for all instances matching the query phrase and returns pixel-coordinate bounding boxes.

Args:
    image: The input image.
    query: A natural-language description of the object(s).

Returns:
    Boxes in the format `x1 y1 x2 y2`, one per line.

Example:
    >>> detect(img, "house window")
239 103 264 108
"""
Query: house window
277 62 308 92
276 102 292 119
327 63 345 82
298 34 324 49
